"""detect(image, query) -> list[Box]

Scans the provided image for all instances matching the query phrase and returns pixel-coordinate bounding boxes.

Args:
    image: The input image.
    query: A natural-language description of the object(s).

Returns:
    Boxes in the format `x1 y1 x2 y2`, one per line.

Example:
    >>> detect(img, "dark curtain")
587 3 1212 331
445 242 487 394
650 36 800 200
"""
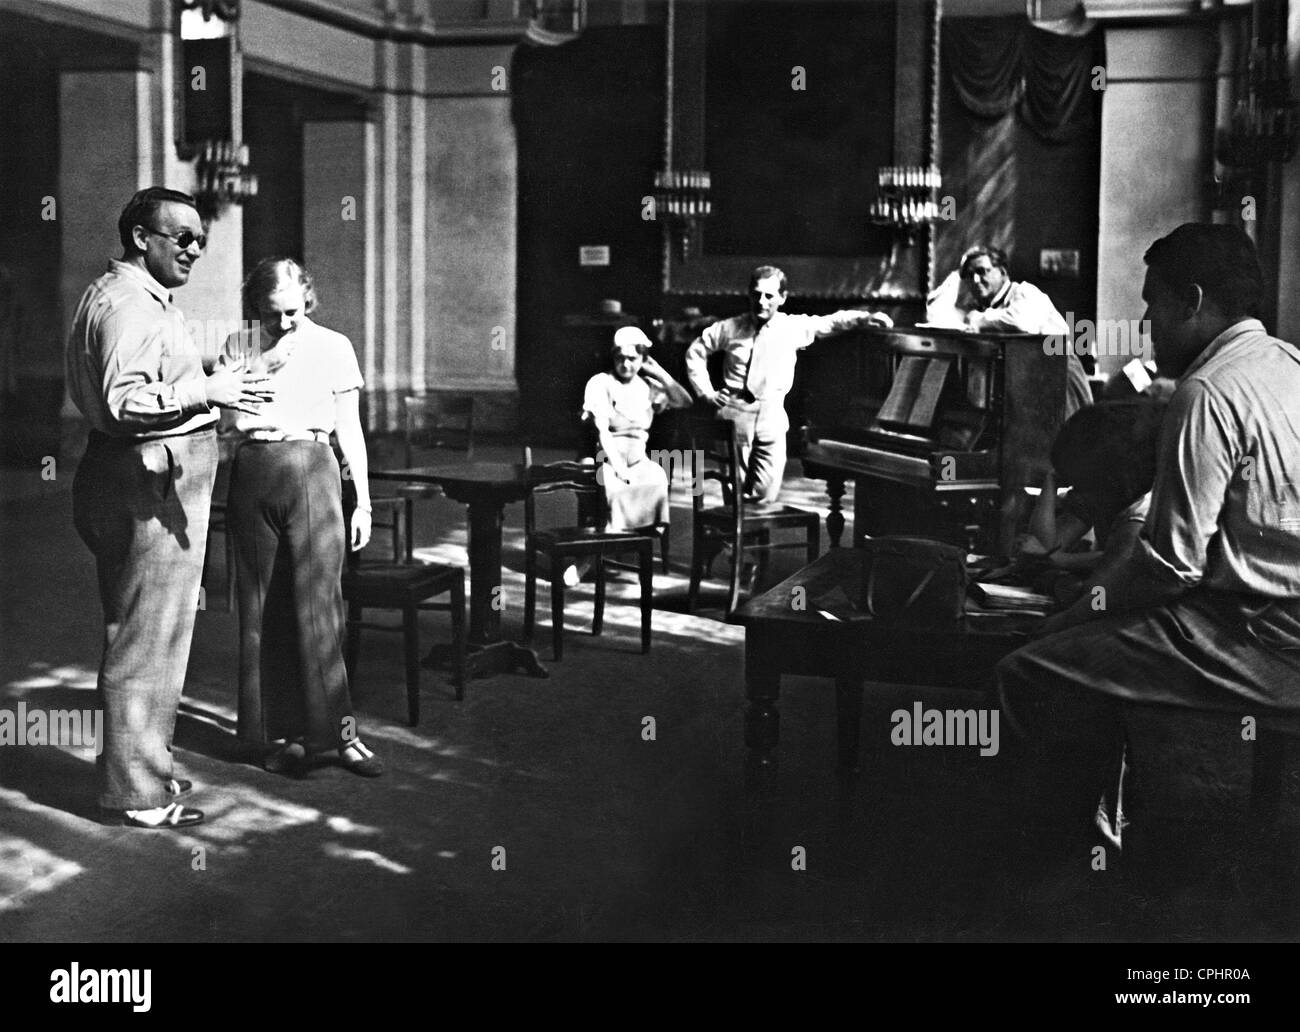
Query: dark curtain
944 17 1101 143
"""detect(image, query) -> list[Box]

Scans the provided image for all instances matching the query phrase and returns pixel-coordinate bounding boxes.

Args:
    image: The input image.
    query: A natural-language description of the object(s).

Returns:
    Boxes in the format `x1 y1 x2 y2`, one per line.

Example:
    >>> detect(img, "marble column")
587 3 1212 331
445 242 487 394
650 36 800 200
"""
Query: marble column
1095 23 1217 377
422 43 521 433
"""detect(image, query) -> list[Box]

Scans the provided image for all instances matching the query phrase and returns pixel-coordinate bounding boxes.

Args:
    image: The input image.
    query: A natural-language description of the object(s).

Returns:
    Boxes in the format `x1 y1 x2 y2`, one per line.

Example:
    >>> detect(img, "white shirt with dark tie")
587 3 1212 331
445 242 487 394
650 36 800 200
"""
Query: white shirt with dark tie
685 309 879 406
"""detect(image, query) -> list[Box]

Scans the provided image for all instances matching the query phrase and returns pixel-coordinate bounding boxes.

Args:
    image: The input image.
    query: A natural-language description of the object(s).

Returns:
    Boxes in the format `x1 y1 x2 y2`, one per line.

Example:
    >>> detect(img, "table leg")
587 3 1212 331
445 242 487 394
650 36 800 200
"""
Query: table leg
835 675 864 777
421 495 549 679
744 636 781 785
825 473 846 548
465 497 504 645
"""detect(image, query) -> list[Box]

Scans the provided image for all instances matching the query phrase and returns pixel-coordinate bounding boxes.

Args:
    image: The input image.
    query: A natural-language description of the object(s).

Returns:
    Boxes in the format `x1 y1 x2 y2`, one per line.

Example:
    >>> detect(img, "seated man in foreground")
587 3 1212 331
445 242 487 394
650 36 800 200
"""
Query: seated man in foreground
996 223 1300 855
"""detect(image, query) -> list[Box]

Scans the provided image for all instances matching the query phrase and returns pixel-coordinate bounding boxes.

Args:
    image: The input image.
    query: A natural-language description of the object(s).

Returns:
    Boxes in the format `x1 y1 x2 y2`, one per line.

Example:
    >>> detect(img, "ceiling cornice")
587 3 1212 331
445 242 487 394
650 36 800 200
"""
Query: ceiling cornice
253 0 579 46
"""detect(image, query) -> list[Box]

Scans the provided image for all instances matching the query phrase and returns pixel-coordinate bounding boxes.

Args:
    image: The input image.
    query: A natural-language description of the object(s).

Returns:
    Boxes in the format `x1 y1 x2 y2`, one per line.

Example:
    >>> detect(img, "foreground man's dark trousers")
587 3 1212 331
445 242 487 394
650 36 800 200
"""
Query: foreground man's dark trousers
228 440 353 752
73 427 218 810
997 589 1300 856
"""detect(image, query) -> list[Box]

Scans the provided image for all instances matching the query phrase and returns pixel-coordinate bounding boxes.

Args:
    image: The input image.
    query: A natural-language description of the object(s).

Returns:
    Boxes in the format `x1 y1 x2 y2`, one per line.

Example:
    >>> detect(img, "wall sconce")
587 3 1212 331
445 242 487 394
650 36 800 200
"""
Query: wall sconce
1211 7 1297 213
175 0 250 220
193 140 257 220
527 1 586 34
1217 42 1297 170
868 165 941 297
869 165 942 244
654 169 712 262
181 0 240 20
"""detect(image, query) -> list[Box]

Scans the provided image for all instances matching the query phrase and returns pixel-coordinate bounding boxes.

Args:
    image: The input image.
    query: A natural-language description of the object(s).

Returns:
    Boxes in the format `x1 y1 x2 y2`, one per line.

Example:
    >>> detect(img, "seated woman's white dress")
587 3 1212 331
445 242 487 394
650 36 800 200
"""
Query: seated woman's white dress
582 371 669 532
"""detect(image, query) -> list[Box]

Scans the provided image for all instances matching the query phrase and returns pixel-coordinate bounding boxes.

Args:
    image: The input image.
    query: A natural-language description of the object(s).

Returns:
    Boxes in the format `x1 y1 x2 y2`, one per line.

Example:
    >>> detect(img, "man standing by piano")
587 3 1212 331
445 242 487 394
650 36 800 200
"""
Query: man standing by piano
996 223 1300 858
684 265 893 503
954 244 1093 416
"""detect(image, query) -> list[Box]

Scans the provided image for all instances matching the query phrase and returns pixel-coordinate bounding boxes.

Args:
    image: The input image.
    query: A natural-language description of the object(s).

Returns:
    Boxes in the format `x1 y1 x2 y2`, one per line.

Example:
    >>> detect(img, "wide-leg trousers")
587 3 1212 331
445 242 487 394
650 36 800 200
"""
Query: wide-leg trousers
72 427 218 810
228 440 354 752
723 397 788 504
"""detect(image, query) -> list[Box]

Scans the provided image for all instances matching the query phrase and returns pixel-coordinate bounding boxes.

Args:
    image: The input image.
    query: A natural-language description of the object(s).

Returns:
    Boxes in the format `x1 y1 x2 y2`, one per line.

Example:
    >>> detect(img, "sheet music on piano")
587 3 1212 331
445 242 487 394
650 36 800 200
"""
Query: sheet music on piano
801 325 1070 554
876 355 952 431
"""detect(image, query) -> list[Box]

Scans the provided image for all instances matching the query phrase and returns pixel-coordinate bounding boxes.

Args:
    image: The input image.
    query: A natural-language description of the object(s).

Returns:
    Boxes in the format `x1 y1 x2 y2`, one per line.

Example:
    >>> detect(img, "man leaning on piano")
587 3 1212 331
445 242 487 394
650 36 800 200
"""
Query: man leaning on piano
684 265 893 504
929 243 1093 417
684 249 1088 508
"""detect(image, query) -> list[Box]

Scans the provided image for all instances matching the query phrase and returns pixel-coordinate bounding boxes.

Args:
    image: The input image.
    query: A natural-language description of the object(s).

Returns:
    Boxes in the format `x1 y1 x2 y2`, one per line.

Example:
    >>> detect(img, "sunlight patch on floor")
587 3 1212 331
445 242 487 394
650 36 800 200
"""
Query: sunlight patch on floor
4 661 99 692
362 726 505 769
325 815 382 836
184 787 325 845
321 842 412 874
0 833 83 913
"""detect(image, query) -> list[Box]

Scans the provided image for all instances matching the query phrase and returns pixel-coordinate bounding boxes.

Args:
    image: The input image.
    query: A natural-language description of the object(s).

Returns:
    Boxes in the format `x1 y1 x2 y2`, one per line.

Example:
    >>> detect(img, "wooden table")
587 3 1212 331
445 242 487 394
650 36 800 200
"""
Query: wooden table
733 549 1036 781
372 460 558 679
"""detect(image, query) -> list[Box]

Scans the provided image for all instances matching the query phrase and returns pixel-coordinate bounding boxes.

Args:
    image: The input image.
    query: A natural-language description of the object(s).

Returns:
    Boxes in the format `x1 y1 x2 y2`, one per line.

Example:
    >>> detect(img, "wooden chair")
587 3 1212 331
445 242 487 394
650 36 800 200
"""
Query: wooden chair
391 393 477 560
521 454 655 660
405 392 476 460
363 495 409 563
687 417 821 619
339 441 407 563
340 490 468 724
578 412 672 573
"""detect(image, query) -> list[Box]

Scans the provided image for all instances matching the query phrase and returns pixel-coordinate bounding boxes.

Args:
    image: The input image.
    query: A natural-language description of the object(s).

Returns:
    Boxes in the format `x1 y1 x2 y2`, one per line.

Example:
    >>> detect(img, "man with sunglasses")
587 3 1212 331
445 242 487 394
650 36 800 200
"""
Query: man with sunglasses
66 186 271 829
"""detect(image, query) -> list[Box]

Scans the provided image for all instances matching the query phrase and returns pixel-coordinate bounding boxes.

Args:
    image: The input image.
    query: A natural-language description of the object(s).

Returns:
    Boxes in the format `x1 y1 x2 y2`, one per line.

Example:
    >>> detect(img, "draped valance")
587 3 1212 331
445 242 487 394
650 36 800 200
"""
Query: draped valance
943 17 1102 143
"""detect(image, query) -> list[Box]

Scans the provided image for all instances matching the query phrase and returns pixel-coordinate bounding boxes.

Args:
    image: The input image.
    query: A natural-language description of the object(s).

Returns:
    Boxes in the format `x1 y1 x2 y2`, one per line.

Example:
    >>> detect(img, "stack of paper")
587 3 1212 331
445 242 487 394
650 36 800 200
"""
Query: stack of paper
968 582 1057 611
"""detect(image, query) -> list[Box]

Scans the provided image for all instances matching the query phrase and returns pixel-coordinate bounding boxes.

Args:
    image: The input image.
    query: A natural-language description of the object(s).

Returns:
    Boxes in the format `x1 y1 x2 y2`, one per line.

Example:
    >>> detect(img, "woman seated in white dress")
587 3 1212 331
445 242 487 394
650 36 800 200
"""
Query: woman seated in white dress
582 326 691 537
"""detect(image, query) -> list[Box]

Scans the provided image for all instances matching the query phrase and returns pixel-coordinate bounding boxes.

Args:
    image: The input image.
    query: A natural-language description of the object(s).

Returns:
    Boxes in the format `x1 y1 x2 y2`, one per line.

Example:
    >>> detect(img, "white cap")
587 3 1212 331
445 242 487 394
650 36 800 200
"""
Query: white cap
613 326 652 350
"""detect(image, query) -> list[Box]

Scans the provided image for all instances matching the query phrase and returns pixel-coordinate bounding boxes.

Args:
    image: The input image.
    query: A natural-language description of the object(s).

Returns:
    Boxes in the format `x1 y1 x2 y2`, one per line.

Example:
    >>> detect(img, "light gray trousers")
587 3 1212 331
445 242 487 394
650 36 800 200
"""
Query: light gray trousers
73 428 217 810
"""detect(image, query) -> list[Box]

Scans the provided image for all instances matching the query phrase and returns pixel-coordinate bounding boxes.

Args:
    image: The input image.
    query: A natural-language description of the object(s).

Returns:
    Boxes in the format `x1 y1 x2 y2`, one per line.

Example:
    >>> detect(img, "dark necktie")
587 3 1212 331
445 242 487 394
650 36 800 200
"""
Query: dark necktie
744 324 766 399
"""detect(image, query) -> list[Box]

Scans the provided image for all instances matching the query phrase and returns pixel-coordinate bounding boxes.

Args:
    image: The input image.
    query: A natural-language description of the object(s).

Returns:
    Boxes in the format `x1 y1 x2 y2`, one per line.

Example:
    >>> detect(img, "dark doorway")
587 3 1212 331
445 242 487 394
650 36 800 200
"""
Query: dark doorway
513 27 666 445
241 73 369 281
0 9 137 465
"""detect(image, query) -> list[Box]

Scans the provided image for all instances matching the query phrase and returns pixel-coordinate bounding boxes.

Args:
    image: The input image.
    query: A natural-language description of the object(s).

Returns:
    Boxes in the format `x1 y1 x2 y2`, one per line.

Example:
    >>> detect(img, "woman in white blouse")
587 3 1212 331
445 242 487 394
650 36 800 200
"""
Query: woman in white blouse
219 258 382 778
582 326 692 535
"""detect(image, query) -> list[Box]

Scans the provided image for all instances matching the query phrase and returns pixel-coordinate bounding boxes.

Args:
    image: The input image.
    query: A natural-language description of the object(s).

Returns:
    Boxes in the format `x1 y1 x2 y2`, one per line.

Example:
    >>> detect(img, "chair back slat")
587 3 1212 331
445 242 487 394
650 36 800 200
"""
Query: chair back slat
404 393 476 465
690 415 743 515
523 457 606 536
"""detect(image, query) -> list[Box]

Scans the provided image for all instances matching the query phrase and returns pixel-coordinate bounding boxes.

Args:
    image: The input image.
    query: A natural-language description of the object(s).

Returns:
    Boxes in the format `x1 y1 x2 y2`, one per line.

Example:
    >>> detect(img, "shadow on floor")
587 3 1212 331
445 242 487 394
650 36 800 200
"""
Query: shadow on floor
2 466 1296 941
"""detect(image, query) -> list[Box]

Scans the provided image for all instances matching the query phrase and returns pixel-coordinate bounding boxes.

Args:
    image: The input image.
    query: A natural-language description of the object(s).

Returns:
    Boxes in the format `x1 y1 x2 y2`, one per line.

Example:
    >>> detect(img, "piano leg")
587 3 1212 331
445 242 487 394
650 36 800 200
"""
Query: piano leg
824 473 846 548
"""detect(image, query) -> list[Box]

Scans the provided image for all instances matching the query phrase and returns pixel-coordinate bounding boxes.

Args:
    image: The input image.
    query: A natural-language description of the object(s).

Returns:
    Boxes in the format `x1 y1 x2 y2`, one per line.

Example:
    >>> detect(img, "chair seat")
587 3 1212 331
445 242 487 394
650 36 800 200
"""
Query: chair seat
523 456 655 660
697 503 817 524
396 483 441 499
368 494 408 515
534 525 653 546
343 562 463 605
343 559 467 721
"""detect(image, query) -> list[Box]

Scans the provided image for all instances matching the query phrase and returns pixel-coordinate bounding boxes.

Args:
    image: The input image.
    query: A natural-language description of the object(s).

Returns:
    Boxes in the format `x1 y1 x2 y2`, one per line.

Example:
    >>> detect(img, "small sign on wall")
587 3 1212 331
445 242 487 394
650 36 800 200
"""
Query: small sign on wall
579 245 611 267
1039 248 1080 278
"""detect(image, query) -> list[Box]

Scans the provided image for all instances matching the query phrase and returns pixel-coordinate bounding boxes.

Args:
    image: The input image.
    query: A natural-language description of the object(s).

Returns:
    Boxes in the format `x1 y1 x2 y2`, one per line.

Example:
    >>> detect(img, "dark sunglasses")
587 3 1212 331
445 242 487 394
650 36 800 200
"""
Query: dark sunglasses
143 226 207 251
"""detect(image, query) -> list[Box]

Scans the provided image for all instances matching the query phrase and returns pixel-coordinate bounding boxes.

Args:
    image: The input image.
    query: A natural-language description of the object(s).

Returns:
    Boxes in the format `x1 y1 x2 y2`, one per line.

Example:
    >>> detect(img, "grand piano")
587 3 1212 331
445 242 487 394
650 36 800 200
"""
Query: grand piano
800 325 1076 556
